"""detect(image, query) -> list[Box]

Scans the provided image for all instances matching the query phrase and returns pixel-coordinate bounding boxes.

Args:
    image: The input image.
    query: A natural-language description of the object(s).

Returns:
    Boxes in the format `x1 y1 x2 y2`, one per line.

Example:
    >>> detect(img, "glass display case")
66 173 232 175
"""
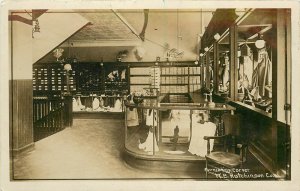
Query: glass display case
124 97 235 160
72 94 125 112
217 32 230 98
236 22 273 114
72 63 129 113
208 47 214 90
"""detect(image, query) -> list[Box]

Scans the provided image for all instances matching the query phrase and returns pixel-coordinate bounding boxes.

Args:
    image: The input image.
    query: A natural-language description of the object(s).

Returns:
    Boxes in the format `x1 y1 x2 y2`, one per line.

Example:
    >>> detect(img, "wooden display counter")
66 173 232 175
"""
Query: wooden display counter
123 94 236 171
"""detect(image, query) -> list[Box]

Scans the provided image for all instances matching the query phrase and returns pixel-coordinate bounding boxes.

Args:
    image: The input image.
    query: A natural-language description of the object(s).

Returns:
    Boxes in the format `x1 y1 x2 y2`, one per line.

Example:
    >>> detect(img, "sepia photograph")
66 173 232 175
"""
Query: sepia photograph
1 1 300 191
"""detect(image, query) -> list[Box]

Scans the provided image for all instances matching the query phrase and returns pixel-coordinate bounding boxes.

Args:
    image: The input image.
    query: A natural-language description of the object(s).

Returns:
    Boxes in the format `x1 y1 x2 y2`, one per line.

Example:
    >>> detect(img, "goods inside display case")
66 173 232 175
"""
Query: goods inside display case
124 97 235 159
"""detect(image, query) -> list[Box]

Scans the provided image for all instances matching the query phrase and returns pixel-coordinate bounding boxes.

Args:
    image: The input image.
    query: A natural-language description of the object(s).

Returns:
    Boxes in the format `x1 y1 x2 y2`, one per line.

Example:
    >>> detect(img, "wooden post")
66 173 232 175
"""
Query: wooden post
63 95 73 127
206 52 210 88
213 42 219 93
200 57 205 88
229 24 238 100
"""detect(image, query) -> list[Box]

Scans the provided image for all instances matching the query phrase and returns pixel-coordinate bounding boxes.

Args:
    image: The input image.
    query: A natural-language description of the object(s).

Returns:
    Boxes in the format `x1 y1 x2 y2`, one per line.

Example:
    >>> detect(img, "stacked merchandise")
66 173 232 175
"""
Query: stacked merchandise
129 67 151 93
189 67 201 92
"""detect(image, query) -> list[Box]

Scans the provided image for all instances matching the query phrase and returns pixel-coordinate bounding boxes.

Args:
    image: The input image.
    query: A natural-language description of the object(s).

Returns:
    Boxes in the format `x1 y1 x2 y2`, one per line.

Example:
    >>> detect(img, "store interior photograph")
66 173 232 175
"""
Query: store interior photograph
9 8 291 180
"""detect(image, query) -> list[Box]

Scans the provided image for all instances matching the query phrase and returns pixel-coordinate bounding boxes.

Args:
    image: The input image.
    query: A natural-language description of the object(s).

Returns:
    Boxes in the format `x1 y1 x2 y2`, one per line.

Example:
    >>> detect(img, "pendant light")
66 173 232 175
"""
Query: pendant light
255 33 265 49
64 63 72 71
214 33 221 41
32 19 41 38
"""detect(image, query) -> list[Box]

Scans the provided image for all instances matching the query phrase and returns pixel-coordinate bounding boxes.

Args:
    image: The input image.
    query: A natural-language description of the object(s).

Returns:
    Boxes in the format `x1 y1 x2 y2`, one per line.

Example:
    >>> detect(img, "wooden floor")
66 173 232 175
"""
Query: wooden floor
12 118 275 180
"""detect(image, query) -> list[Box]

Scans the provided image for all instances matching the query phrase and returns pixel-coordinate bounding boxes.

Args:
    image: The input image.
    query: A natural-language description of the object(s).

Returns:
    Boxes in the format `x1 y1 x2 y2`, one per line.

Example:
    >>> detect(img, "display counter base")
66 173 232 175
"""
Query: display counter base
123 147 206 173
73 111 124 119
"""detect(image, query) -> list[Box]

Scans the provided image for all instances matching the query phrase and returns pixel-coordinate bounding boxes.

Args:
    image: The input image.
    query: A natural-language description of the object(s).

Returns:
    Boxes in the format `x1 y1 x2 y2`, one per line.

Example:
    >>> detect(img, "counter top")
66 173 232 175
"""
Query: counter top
125 94 235 111
189 92 207 103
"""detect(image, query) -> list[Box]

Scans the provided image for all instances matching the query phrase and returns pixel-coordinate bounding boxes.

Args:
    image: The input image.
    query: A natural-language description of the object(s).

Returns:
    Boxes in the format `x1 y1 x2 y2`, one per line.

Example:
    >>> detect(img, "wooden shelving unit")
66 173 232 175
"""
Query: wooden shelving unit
129 66 151 93
160 66 200 94
130 63 201 94
33 63 76 97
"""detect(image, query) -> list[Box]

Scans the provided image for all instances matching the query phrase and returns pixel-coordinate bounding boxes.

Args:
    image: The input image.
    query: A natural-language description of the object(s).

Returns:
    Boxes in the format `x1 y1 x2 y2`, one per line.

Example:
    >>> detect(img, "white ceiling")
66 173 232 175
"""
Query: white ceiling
41 9 213 62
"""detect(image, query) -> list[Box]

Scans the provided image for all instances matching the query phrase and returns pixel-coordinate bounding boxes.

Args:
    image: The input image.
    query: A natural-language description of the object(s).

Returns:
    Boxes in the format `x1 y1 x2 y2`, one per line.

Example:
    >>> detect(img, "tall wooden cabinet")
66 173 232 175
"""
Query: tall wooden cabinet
200 8 291 178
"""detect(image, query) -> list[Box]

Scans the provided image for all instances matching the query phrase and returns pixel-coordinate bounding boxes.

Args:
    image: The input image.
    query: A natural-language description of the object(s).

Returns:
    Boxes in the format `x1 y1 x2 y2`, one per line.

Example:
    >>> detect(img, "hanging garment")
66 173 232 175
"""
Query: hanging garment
76 97 85 110
72 98 80 111
99 96 104 108
113 98 122 112
121 69 126 81
138 127 159 154
146 109 158 127
113 70 119 79
222 59 230 91
108 72 115 81
126 97 139 127
218 60 224 80
92 97 100 110
241 43 251 57
84 96 93 109
188 115 217 157
252 49 272 97
243 56 253 87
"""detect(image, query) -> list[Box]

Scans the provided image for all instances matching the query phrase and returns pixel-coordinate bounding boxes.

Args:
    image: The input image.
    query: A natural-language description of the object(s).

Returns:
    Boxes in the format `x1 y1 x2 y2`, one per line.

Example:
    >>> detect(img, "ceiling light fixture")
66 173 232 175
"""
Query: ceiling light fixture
32 19 41 38
53 48 64 61
64 63 72 71
204 47 209 52
255 33 265 49
214 33 220 41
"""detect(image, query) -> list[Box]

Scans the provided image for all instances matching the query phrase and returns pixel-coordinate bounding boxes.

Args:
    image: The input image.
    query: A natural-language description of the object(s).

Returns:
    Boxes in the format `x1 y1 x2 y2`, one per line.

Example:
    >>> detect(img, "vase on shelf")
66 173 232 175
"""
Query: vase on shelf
133 96 144 105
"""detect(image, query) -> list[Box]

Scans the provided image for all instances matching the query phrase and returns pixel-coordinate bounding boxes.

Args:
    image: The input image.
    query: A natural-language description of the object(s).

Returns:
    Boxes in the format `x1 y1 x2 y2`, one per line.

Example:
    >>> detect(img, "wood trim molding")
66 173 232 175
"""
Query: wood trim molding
12 143 35 156
8 15 32 25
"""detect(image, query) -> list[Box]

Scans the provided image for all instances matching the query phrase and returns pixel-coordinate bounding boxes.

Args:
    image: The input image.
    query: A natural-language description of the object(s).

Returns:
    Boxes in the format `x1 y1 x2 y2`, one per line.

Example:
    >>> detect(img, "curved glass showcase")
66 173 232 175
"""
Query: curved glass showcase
124 96 235 162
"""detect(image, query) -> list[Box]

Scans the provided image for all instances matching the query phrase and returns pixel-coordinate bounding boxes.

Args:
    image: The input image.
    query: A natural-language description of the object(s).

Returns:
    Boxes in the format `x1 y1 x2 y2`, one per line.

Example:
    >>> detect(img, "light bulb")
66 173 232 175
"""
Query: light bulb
255 39 265 49
32 31 42 39
64 63 72 71
214 33 221 40
204 47 209 52
199 53 204 57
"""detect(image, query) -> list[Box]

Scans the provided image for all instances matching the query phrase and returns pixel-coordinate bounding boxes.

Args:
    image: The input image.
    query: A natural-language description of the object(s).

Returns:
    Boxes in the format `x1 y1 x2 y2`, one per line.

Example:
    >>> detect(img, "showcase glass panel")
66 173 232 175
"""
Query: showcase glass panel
236 14 273 114
208 48 214 90
217 32 230 97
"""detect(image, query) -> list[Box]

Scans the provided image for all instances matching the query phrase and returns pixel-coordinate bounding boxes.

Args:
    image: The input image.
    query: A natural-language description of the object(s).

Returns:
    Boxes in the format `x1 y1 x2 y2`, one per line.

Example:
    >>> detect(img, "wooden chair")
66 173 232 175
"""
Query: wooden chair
204 113 248 179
